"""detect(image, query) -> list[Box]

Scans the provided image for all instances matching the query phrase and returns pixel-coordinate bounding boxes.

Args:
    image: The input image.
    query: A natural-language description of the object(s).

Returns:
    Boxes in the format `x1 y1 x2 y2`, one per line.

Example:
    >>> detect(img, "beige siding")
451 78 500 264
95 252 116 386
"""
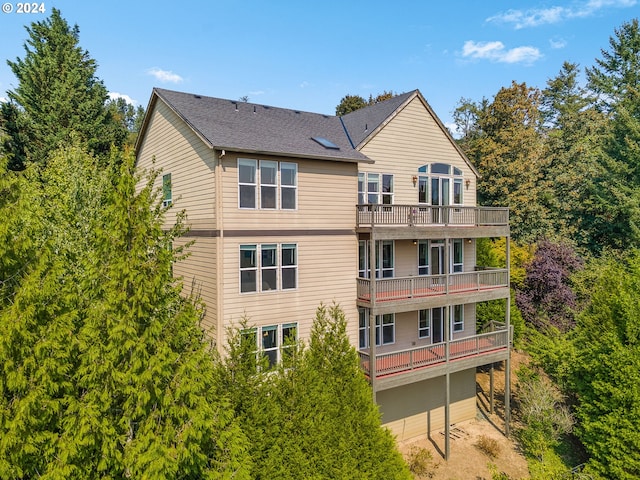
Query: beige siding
136 100 217 230
379 368 477 441
219 234 359 349
220 153 357 231
360 97 477 207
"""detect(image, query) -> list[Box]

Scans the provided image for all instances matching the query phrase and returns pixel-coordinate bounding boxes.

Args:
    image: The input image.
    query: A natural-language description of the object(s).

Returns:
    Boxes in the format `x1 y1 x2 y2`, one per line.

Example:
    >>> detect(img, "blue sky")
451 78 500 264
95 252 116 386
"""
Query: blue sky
0 0 638 129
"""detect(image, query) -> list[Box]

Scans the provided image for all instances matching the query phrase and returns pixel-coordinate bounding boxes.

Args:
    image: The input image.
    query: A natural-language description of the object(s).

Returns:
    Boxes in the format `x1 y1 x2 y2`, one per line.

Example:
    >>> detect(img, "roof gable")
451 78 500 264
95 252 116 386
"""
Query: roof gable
136 88 371 163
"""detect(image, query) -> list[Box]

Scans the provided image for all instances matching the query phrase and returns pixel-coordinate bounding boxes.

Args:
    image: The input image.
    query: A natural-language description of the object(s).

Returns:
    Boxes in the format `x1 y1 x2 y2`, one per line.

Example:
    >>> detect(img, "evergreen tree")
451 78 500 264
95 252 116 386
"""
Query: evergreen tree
541 62 608 250
4 9 127 168
584 18 640 252
0 147 250 478
566 251 640 479
219 304 411 479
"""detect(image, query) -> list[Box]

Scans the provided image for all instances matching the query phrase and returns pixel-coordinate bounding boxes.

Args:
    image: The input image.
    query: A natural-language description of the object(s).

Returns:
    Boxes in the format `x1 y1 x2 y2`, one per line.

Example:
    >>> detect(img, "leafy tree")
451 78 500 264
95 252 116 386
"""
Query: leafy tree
565 251 640 479
463 82 553 243
336 94 368 116
335 90 397 116
516 240 584 332
0 146 250 478
4 8 127 167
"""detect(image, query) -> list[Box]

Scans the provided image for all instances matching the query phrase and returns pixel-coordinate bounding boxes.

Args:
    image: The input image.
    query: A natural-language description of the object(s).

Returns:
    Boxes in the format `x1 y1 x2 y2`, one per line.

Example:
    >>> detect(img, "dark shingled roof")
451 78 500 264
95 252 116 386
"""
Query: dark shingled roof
340 91 417 148
152 88 372 163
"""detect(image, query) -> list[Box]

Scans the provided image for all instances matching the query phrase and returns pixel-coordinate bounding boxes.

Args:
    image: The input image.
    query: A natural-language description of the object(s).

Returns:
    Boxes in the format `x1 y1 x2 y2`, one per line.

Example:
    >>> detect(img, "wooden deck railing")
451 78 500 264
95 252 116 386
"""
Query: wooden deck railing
358 329 510 378
357 269 508 303
356 205 509 228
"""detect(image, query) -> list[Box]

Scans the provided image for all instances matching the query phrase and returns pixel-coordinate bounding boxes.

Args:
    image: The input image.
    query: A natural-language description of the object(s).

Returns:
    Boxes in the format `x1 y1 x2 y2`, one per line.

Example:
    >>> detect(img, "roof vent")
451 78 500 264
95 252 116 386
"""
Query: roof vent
311 137 340 150
193 95 201 99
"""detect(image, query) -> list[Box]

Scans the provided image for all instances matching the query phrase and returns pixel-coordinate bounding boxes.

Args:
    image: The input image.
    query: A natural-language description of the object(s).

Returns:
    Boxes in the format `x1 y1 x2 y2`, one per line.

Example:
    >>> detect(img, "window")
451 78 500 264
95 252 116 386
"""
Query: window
417 163 464 206
382 174 393 204
418 309 430 338
262 325 278 367
452 304 464 332
243 323 298 368
239 159 297 210
358 172 394 205
452 239 463 273
240 244 297 293
281 244 297 289
418 240 429 275
162 173 172 207
281 323 298 366
378 241 394 278
261 244 277 290
367 173 379 204
260 161 277 209
239 159 257 208
359 240 394 278
240 245 257 293
281 162 297 209
359 310 395 348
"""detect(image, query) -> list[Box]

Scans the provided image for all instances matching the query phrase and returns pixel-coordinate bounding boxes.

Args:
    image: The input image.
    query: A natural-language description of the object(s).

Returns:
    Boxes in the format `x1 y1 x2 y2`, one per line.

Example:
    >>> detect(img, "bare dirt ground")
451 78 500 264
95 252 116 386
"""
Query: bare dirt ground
399 351 531 479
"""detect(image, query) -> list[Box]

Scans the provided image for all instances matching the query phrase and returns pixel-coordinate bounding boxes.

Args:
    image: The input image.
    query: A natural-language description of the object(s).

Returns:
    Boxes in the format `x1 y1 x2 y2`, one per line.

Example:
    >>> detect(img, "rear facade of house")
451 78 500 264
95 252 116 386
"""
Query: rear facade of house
135 88 511 443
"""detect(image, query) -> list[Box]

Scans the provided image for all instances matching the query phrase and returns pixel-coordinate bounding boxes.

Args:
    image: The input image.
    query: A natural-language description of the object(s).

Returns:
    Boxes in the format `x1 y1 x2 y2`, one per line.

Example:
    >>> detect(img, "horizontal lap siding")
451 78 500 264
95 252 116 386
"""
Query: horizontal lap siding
137 100 217 230
379 369 476 441
136 99 220 339
173 237 218 335
220 235 358 349
220 153 357 230
360 97 477 207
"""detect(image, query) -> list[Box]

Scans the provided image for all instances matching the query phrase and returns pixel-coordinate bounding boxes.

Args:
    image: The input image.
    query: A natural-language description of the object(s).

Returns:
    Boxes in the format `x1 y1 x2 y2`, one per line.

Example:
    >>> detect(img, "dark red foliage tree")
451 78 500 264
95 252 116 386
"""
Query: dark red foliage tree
516 240 584 332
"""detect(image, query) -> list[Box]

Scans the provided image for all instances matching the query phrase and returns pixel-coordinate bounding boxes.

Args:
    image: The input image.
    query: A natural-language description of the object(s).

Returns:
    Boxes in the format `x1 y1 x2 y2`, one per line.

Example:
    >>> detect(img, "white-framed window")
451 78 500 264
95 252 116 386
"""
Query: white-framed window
239 244 298 293
417 163 464 206
418 309 430 338
358 172 394 205
244 323 298 368
260 160 278 209
452 239 464 273
238 159 257 208
280 162 297 209
358 240 394 278
238 158 298 210
418 240 429 275
281 244 297 289
358 310 395 348
261 244 278 290
452 304 464 332
240 244 257 293
162 173 172 207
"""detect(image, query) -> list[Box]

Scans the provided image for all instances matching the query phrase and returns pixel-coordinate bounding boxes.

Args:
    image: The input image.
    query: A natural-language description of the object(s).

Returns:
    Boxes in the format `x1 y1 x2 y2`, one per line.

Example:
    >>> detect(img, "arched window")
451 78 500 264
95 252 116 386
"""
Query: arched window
417 163 464 205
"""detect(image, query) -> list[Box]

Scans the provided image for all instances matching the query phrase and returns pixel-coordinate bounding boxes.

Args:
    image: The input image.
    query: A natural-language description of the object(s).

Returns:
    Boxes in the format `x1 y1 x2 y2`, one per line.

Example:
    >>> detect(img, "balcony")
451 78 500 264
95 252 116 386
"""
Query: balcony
359 326 511 390
357 269 509 309
356 204 509 228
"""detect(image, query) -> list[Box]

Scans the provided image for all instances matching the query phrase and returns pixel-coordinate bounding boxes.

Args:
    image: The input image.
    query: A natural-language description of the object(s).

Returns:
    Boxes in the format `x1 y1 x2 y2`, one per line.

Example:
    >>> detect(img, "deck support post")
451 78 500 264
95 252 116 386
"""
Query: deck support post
504 236 511 437
489 364 495 414
369 229 377 403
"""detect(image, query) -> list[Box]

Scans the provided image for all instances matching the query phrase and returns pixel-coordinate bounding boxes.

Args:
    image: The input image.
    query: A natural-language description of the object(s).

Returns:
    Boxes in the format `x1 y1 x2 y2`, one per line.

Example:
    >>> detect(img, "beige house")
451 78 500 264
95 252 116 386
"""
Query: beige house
135 88 511 457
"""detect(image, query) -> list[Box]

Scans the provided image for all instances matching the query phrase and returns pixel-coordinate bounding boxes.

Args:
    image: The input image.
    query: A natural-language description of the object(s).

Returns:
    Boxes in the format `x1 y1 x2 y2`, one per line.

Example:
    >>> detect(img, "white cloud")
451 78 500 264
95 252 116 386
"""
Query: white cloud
0 96 7 103
299 81 311 88
487 0 636 29
461 40 542 65
549 37 568 49
108 92 138 105
146 67 184 84
248 90 265 96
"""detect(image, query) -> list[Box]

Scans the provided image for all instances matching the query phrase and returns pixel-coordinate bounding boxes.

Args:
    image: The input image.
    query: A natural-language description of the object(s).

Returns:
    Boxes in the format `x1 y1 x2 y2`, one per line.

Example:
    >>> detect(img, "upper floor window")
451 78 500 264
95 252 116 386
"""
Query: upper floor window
417 163 464 206
358 172 393 205
239 159 297 210
240 243 298 293
358 240 394 278
359 309 395 348
243 322 298 369
162 173 172 207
